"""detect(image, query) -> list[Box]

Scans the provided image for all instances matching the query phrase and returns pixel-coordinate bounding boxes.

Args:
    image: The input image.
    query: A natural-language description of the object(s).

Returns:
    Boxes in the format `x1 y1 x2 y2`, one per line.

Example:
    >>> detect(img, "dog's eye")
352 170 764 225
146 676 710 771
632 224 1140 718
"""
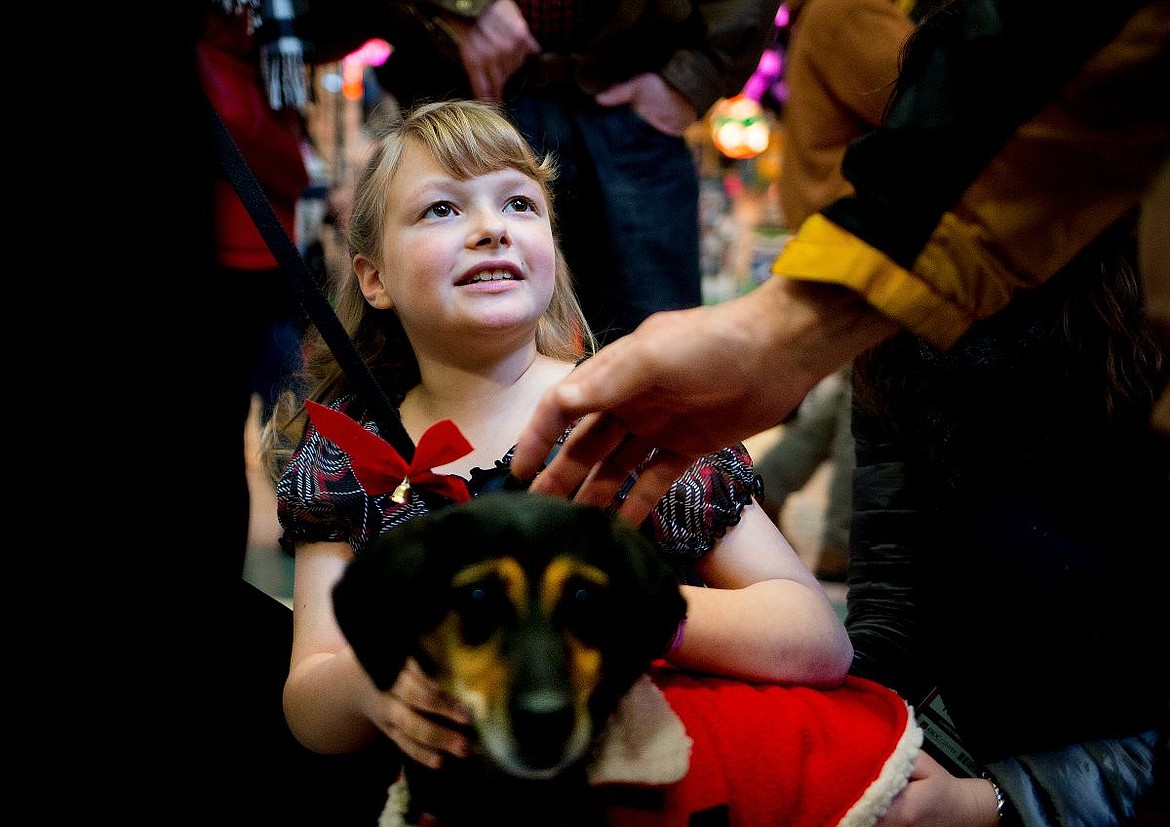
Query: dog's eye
452 577 513 646
555 576 613 647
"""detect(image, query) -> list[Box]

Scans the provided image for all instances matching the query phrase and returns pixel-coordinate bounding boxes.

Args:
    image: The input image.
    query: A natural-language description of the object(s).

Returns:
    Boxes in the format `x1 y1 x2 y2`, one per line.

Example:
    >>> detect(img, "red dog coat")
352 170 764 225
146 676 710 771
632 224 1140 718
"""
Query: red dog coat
381 666 921 827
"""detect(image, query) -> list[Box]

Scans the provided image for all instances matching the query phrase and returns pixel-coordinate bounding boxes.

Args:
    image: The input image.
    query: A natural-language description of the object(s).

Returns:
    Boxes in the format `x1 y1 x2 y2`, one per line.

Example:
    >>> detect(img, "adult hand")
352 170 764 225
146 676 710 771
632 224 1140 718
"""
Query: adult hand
371 657 473 769
512 277 900 525
442 1 540 101
594 73 698 137
876 751 1003 827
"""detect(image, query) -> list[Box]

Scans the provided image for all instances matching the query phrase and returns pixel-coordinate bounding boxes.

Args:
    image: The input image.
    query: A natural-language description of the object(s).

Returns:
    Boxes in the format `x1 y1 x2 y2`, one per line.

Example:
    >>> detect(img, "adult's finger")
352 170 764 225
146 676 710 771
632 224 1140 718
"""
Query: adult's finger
467 67 497 102
607 449 692 527
525 411 625 499
512 340 639 480
571 429 663 512
511 388 578 484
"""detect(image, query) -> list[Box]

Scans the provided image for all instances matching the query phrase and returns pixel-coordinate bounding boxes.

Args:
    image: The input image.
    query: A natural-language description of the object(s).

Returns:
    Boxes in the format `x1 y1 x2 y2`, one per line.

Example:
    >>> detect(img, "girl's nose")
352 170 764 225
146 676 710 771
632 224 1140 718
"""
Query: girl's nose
475 226 509 247
471 208 509 248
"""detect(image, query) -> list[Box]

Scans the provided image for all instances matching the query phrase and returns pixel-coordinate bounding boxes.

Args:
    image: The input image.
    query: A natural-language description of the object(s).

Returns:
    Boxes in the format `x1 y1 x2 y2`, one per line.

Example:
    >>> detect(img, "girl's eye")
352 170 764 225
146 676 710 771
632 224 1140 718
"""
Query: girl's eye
423 202 455 219
506 196 536 213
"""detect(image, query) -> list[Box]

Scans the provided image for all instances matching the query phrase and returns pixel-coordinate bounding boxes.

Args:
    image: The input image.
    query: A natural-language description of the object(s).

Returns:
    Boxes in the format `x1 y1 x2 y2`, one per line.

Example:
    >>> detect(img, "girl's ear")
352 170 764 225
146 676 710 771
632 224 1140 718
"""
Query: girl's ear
354 254 394 309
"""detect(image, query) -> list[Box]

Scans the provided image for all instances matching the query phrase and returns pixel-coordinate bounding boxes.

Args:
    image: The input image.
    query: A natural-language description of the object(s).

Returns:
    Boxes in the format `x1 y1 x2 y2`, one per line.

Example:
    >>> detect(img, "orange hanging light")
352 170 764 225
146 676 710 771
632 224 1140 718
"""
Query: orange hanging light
709 95 771 160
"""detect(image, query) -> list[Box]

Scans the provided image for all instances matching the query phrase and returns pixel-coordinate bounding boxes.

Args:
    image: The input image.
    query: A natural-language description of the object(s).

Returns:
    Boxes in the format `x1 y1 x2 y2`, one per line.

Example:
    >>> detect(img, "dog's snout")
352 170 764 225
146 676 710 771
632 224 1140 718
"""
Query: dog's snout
511 688 575 769
506 615 578 769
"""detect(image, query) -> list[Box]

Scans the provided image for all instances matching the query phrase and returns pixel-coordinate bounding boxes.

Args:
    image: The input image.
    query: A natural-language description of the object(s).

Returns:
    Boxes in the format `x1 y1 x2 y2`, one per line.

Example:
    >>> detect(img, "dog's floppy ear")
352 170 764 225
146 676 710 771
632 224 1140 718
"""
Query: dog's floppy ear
586 508 688 699
332 518 455 690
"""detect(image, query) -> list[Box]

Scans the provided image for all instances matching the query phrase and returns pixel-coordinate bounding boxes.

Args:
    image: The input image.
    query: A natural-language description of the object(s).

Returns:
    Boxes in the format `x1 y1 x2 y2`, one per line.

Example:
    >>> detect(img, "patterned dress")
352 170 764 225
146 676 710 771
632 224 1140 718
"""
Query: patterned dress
276 395 762 582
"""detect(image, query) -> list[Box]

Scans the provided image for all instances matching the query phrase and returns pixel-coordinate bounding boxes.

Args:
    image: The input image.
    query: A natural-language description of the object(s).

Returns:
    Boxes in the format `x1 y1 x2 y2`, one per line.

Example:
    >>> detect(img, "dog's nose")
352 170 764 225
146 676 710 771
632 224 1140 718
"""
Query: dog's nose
509 620 577 770
511 689 575 770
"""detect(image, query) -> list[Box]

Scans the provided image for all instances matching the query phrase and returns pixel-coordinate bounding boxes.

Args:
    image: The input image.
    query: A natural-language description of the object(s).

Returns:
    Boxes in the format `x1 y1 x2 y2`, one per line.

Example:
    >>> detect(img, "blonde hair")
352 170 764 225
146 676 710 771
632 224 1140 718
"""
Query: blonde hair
261 99 595 481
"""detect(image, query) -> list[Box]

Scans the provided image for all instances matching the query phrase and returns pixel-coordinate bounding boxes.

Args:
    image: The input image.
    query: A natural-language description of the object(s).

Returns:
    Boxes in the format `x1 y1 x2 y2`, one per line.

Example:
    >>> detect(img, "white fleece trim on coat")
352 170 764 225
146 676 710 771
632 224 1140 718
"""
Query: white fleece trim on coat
837 702 924 827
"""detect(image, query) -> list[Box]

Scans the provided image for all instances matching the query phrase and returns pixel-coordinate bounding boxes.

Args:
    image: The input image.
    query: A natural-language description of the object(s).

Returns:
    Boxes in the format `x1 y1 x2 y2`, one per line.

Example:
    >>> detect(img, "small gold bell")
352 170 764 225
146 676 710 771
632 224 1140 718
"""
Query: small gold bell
391 477 411 504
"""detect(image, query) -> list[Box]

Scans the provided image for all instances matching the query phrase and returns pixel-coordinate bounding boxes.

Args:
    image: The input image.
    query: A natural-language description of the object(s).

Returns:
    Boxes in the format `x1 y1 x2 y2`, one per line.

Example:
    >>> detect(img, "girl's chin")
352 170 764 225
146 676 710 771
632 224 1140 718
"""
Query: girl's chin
460 313 542 335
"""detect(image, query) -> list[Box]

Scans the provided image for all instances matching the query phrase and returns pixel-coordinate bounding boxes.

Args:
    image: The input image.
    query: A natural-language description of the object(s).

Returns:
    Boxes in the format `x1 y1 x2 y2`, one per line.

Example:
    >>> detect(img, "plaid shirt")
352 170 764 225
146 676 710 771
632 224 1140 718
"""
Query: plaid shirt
514 0 594 52
277 394 761 565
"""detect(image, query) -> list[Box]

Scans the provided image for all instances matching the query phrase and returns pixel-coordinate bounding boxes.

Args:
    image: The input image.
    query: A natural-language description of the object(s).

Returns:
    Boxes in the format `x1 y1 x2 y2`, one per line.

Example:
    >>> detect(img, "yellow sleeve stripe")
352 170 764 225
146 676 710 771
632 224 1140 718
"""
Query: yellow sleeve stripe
771 214 972 348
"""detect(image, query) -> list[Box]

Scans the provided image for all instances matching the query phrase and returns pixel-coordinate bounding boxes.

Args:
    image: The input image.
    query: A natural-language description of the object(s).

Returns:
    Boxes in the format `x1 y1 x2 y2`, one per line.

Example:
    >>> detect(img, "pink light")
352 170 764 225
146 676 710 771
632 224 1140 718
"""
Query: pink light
742 76 765 102
776 4 790 26
742 47 782 102
344 38 392 70
757 50 781 76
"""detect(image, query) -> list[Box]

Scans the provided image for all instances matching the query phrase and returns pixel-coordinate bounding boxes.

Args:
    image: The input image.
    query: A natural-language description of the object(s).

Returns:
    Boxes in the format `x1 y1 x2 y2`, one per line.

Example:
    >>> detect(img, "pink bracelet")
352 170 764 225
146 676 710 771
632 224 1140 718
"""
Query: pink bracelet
668 616 688 655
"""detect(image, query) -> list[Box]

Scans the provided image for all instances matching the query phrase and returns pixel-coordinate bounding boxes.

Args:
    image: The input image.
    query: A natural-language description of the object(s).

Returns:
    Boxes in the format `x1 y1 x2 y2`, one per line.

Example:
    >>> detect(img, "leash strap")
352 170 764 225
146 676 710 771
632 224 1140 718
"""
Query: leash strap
203 92 417 463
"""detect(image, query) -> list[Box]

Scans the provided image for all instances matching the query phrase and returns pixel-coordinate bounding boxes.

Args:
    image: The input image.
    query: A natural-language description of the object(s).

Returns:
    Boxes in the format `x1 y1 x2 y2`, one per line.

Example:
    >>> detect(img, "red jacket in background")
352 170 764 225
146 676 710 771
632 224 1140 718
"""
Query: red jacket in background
197 7 308 271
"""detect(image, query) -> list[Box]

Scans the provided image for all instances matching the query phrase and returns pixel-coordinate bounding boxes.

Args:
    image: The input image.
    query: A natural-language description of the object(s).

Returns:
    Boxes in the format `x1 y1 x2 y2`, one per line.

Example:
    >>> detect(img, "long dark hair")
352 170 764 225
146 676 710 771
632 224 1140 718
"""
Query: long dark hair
855 211 1166 422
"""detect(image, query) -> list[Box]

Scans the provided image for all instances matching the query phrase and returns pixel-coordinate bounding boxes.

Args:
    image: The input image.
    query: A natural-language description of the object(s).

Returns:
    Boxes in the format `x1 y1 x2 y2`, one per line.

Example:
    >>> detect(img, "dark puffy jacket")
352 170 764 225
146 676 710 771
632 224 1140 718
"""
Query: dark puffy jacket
846 224 1170 825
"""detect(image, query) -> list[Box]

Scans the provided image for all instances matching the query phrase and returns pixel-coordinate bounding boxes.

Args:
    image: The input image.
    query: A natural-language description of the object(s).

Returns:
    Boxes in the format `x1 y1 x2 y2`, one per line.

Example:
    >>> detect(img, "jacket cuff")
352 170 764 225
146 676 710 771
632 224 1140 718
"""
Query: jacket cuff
772 214 973 348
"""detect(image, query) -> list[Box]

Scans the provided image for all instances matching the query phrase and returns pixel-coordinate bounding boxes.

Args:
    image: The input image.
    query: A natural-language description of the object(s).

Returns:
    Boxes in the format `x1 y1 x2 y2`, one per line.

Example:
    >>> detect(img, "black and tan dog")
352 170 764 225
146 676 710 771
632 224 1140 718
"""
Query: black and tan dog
332 491 687 826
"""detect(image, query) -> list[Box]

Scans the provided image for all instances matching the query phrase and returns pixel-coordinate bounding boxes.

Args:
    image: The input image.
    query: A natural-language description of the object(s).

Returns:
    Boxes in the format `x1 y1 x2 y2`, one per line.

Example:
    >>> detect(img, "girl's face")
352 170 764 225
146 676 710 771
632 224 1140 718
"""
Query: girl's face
355 140 557 354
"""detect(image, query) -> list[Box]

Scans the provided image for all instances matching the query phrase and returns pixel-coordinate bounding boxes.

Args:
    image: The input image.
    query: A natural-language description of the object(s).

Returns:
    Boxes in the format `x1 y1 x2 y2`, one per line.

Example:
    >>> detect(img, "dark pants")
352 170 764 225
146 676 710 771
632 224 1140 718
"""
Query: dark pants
507 93 703 344
754 367 854 553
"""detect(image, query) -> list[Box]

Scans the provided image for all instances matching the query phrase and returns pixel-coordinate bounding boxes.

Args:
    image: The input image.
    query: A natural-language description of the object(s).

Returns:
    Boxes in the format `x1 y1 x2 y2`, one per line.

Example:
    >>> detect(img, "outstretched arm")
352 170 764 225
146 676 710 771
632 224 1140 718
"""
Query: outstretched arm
514 0 1170 524
512 276 898 525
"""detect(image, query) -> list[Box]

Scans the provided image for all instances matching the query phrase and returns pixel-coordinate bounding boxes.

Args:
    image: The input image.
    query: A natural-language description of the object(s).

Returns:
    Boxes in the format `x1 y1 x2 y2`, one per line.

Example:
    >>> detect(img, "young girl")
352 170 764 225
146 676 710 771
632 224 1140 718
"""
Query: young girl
264 99 852 771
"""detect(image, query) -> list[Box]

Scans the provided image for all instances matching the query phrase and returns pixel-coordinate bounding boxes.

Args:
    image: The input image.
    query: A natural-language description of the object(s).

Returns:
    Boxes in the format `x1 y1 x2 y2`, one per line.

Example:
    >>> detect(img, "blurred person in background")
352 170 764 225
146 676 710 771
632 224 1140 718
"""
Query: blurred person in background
752 0 916 582
192 1 407 822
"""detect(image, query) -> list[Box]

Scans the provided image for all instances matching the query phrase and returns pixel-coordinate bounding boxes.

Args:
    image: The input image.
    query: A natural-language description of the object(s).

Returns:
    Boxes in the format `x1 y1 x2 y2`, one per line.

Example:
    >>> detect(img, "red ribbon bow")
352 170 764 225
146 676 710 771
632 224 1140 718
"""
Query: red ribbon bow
305 400 473 504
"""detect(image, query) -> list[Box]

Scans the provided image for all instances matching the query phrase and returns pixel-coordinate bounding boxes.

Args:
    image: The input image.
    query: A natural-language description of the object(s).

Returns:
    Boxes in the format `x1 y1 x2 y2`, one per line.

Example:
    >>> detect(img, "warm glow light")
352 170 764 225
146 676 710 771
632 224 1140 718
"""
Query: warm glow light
709 95 771 160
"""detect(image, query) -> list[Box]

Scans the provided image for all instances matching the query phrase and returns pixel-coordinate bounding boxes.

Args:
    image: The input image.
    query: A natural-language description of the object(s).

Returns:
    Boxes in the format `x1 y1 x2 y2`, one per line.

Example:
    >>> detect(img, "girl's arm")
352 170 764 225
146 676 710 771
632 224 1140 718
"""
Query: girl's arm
666 501 853 686
284 541 383 753
283 540 472 764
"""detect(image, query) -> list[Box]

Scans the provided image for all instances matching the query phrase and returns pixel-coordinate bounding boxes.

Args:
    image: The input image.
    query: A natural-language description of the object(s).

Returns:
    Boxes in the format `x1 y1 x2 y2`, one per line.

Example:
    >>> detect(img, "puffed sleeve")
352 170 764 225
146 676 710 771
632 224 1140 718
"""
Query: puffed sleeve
276 398 426 556
647 444 763 563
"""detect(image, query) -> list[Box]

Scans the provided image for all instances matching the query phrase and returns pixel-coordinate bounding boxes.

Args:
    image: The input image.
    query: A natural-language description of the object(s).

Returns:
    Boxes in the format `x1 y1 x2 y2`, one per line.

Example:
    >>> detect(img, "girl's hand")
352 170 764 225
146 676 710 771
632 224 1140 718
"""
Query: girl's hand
877 751 1002 827
371 658 474 769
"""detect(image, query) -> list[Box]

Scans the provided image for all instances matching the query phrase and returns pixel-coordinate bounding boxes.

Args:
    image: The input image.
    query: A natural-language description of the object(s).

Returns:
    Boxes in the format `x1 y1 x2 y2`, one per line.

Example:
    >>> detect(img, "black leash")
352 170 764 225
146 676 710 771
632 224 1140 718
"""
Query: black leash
204 93 417 463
